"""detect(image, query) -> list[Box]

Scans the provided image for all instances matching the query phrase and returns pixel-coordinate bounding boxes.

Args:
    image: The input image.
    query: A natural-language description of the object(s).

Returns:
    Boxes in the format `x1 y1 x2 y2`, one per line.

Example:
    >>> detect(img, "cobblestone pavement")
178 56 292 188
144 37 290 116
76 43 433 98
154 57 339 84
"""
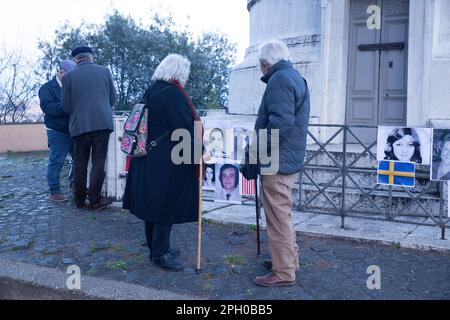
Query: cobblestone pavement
0 152 449 300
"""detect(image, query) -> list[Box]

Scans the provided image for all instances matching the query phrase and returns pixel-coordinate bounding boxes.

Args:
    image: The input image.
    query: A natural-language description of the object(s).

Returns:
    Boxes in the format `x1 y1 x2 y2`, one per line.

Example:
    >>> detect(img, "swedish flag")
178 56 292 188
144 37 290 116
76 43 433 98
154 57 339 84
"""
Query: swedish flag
377 161 415 187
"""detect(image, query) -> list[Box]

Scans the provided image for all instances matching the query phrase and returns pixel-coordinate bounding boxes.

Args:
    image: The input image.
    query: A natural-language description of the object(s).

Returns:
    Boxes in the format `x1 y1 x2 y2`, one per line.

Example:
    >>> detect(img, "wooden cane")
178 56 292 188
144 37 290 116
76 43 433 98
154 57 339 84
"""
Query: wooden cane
196 159 204 274
254 177 261 256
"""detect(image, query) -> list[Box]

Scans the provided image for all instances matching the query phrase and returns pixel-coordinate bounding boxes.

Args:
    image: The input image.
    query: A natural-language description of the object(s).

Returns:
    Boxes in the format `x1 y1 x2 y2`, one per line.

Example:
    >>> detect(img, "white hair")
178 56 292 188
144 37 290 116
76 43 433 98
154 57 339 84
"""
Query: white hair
152 54 191 87
258 40 290 66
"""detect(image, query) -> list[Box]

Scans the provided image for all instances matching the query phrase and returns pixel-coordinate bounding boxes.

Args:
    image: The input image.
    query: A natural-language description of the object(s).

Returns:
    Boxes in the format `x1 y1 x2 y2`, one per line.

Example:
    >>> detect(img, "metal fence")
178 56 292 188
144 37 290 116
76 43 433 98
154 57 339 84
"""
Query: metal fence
297 124 449 240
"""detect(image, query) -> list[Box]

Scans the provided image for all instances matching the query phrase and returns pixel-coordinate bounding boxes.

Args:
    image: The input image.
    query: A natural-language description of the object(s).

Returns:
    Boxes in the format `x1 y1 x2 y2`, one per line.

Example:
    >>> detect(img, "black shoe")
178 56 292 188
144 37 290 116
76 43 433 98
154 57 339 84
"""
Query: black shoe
263 258 272 270
168 248 181 258
263 258 300 271
90 197 114 211
150 248 181 260
153 253 184 271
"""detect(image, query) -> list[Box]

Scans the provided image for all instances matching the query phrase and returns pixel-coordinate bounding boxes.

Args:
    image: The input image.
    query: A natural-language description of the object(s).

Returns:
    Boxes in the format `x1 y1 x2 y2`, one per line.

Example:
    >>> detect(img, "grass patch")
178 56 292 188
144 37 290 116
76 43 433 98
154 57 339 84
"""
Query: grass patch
223 255 247 266
391 242 402 250
88 267 97 275
105 260 128 271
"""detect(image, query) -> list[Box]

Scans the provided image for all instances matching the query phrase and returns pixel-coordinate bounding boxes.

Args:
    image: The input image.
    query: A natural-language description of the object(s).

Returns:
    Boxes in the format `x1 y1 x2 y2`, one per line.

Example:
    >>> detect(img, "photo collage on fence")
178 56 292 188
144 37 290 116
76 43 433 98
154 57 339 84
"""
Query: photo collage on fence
376 126 450 188
202 120 256 204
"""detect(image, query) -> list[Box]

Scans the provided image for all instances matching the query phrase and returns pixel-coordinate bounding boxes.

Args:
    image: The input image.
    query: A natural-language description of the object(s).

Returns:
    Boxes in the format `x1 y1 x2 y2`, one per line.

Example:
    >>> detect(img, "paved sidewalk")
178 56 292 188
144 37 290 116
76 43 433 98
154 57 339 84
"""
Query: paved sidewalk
0 152 449 300
202 202 450 253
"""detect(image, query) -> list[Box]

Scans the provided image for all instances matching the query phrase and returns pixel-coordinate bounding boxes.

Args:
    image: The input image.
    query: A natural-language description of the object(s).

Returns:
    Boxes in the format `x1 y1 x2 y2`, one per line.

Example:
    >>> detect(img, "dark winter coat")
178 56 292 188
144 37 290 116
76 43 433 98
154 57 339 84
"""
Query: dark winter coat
38 77 70 133
122 80 200 225
254 60 310 175
61 60 116 138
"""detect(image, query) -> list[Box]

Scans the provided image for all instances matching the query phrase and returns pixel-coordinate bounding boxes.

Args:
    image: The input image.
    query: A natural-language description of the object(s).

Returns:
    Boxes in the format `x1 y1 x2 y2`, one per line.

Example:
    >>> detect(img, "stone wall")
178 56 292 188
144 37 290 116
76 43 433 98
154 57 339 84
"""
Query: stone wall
0 123 48 153
228 0 322 116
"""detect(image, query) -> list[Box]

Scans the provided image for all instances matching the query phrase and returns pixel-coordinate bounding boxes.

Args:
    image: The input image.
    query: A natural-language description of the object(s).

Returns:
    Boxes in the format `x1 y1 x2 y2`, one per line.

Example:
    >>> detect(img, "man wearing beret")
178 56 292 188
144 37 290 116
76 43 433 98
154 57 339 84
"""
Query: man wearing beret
39 60 76 203
62 46 116 210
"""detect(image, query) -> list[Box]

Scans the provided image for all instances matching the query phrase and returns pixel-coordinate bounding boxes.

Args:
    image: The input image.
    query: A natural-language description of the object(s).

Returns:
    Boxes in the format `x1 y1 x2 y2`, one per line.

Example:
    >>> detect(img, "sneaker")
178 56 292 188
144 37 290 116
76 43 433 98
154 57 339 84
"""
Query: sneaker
153 253 184 272
90 197 114 211
49 193 68 203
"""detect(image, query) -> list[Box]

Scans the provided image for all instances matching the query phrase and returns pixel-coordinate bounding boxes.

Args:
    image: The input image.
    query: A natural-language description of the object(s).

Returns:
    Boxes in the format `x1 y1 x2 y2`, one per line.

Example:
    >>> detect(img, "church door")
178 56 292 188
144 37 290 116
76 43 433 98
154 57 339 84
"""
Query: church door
346 0 409 143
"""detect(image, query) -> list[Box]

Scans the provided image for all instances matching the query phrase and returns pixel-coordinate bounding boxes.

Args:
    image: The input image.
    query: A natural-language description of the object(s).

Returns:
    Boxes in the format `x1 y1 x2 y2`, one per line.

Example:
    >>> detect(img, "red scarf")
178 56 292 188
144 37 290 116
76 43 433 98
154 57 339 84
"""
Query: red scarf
171 80 205 175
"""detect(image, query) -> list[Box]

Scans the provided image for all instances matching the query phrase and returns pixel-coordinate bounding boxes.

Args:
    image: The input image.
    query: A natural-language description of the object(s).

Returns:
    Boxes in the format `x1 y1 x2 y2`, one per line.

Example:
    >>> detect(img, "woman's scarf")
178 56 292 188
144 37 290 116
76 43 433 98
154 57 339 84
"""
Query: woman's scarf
171 80 205 176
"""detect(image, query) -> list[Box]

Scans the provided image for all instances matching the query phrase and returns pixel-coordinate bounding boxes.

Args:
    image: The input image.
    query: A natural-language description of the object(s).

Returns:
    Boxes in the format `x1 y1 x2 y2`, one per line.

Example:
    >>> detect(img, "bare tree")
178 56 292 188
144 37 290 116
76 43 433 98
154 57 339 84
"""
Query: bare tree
0 49 39 123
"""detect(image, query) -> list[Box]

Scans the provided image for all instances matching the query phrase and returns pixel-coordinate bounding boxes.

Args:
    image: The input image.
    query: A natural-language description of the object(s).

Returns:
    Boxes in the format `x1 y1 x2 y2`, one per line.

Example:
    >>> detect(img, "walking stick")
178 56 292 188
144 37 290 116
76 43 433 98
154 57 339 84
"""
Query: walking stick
196 159 204 274
254 177 261 256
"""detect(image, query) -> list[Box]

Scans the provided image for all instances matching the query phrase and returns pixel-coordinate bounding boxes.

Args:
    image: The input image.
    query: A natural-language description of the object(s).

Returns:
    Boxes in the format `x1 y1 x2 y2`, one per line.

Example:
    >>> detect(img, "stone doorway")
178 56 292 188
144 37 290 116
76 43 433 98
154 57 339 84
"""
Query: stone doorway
346 0 410 143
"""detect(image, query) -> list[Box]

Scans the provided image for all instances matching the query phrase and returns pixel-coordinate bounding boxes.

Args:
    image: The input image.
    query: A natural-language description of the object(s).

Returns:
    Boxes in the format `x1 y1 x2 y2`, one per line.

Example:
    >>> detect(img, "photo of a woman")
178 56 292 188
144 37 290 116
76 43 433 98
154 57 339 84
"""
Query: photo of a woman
384 127 422 163
377 126 432 165
203 164 215 190
431 129 450 181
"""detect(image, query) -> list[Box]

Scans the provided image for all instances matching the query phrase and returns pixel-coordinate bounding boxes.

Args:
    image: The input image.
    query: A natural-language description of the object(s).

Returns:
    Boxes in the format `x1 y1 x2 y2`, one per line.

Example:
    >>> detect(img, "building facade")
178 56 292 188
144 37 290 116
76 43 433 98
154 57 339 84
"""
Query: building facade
228 0 450 141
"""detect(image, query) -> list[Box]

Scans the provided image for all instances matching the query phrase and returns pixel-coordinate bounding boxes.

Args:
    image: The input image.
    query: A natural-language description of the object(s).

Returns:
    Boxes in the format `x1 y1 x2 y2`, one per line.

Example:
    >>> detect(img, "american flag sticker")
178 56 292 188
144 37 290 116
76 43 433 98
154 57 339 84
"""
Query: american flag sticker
241 176 256 195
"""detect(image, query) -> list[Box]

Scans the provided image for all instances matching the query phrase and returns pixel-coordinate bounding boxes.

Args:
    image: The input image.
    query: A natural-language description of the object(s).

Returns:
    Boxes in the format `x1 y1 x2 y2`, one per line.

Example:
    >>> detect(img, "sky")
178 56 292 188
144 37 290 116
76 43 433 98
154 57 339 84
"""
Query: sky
0 0 250 63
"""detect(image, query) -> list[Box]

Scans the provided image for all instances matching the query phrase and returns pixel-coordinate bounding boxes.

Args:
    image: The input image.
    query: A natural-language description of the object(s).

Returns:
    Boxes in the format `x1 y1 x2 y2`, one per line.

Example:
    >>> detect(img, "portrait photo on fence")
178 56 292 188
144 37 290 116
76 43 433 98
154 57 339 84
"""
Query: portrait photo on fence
202 163 216 191
377 126 432 165
233 122 255 161
214 162 242 204
203 119 233 159
431 129 450 181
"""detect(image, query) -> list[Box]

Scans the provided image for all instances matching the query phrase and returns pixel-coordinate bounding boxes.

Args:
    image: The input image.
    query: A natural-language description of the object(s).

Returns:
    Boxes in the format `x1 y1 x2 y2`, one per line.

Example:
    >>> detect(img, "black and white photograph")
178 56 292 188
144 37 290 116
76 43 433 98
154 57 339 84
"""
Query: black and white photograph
232 122 255 161
431 129 450 181
377 126 432 165
203 120 233 160
214 162 242 204
202 163 216 191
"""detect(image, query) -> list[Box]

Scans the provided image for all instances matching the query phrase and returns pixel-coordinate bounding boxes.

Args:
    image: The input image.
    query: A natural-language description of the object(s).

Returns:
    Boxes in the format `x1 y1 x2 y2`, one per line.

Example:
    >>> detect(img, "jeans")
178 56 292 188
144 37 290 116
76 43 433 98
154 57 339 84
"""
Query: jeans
73 130 111 206
47 130 73 194
145 222 172 258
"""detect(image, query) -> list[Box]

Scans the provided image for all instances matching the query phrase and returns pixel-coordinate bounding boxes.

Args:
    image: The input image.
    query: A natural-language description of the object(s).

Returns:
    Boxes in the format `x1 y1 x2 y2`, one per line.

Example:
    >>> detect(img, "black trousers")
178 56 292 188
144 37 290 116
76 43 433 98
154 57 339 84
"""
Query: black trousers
73 130 111 206
145 222 172 258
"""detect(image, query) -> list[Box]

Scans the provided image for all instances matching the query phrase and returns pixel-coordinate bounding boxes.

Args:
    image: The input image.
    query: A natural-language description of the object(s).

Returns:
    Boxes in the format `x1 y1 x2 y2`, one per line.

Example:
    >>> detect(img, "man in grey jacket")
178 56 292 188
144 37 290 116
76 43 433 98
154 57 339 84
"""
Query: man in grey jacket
253 40 310 287
62 46 116 210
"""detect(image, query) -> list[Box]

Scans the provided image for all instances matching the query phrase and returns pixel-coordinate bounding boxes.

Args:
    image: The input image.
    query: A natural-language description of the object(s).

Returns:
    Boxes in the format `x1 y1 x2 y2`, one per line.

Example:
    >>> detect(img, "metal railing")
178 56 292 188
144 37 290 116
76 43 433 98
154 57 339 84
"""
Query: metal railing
297 124 449 240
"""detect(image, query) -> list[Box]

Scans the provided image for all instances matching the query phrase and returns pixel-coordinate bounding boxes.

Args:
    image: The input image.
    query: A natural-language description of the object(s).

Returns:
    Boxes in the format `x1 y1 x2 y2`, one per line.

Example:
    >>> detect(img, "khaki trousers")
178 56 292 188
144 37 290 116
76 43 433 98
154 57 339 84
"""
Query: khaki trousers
262 173 299 281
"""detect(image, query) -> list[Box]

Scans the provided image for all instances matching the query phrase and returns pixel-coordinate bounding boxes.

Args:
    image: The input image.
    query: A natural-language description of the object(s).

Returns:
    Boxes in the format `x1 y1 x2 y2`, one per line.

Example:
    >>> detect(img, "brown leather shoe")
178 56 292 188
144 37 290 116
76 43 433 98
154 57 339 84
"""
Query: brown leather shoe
253 272 295 287
90 197 114 211
49 193 68 203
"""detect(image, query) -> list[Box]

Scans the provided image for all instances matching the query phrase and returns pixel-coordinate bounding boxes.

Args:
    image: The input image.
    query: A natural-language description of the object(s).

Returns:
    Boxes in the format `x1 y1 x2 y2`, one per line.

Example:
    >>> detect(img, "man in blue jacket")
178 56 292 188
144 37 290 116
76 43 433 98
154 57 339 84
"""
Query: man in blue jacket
253 40 310 287
38 60 76 203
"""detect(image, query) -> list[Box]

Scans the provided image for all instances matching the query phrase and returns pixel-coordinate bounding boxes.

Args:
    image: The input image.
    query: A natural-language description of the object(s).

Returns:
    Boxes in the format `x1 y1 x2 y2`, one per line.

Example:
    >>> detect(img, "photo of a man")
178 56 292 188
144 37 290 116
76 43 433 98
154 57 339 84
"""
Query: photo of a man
233 123 254 161
208 128 227 158
214 163 241 203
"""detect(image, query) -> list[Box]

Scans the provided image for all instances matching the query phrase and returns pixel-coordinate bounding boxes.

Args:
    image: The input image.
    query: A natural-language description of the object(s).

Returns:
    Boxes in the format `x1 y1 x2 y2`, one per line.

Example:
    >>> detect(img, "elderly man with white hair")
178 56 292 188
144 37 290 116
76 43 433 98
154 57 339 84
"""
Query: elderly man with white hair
253 40 310 287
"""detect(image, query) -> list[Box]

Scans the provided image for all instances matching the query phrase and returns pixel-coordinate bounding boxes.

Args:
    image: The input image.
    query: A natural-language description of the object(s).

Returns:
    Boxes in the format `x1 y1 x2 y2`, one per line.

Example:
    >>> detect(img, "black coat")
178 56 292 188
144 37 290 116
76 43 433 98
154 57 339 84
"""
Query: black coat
38 77 70 133
123 80 200 225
